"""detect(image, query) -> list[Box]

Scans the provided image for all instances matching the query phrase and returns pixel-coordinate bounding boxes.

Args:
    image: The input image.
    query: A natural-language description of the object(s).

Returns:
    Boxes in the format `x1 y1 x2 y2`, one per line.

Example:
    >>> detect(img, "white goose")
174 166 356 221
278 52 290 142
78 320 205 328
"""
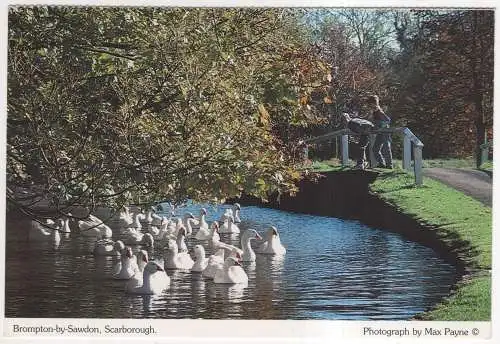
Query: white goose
117 206 134 227
256 226 286 255
60 215 71 234
125 250 150 290
130 212 146 230
78 214 112 239
113 247 140 280
136 250 150 272
163 239 194 270
183 213 196 236
176 227 189 253
197 208 209 230
214 256 248 284
210 222 221 243
191 245 209 273
167 218 181 237
219 203 241 223
240 229 262 262
158 218 182 242
123 231 154 248
190 208 206 229
126 261 170 295
146 208 164 227
202 248 226 279
202 246 242 279
208 222 221 245
195 217 215 241
219 215 240 234
213 240 243 257
149 218 168 239
93 239 125 256
29 219 62 242
233 203 242 224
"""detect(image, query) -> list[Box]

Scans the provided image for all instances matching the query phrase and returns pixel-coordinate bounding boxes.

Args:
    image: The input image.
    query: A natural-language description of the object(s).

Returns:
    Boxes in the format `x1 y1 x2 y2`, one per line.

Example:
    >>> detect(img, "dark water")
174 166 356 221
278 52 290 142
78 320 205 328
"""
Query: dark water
5 203 460 319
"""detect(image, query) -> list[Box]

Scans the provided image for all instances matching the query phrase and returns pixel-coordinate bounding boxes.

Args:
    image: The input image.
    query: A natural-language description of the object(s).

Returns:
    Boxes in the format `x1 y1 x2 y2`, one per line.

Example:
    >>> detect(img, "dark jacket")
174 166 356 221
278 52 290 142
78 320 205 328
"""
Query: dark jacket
347 118 374 134
373 109 391 128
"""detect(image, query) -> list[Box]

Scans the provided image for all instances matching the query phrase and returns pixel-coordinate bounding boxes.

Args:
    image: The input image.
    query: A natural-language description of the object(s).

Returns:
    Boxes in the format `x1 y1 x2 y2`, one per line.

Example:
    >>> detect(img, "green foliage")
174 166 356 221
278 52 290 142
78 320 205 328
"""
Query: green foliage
7 7 328 218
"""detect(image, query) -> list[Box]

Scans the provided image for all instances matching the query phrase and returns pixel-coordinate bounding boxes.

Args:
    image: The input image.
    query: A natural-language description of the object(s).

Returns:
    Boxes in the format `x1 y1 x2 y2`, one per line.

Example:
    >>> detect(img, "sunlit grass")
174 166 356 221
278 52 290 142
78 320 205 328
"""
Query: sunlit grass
370 170 491 320
419 275 491 321
306 157 493 174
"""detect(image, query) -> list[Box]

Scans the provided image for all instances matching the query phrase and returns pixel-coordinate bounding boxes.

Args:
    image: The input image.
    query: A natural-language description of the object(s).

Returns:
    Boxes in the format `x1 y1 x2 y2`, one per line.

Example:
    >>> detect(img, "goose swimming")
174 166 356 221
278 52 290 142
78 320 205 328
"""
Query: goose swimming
183 213 196 236
191 245 209 273
93 239 125 256
29 218 61 242
126 261 170 295
163 239 194 270
240 229 262 262
113 247 140 280
202 248 226 279
123 231 154 248
213 256 248 284
256 226 286 255
219 215 240 234
195 218 215 241
78 214 112 239
219 203 241 223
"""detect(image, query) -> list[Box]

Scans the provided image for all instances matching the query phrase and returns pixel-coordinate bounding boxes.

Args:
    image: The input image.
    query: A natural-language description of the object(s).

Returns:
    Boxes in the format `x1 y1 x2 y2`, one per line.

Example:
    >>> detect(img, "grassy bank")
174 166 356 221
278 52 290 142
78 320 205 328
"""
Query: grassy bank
309 157 493 173
369 169 492 320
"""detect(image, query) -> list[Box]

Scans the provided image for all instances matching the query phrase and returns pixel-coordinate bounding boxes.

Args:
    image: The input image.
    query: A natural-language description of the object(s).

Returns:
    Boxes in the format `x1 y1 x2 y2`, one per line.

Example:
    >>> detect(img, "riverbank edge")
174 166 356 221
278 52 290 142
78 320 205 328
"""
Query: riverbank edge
231 169 491 321
369 170 491 321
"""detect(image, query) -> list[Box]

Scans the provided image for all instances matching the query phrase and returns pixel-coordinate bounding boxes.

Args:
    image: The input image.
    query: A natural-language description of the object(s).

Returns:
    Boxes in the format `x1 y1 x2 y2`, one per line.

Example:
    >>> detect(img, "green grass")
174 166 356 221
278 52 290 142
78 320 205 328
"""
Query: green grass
479 160 493 174
422 158 476 168
307 157 493 175
419 275 491 320
370 169 492 320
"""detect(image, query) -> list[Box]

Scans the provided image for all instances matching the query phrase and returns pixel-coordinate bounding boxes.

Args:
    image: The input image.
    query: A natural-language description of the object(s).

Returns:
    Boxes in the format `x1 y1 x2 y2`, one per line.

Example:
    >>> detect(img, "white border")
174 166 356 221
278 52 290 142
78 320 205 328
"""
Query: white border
1 1 498 343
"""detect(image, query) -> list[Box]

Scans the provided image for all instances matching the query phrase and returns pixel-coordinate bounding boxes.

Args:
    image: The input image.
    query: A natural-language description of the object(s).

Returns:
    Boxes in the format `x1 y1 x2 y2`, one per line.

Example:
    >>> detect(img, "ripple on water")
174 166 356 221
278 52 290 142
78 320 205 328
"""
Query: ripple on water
5 204 459 319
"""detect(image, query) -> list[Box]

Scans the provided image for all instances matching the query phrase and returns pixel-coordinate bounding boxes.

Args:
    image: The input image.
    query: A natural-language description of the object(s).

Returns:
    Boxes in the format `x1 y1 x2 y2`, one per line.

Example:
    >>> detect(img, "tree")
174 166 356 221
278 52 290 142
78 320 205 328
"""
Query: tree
7 7 328 221
388 10 494 162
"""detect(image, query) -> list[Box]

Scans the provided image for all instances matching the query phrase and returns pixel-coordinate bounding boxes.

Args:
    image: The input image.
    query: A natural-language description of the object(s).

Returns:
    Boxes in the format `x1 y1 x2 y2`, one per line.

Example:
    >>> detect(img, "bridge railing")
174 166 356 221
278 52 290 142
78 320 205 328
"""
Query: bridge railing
480 141 493 166
302 127 425 185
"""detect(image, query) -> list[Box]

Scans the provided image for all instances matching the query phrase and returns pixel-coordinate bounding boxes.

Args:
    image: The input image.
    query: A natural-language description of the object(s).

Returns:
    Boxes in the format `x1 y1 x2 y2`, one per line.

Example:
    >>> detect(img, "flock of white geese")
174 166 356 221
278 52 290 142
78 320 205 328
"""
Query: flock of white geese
28 203 286 295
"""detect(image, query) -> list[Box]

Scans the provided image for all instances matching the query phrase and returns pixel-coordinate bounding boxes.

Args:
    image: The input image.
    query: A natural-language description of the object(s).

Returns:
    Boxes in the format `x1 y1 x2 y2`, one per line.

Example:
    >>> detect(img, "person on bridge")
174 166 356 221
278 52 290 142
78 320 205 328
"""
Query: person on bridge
341 113 374 170
368 95 393 169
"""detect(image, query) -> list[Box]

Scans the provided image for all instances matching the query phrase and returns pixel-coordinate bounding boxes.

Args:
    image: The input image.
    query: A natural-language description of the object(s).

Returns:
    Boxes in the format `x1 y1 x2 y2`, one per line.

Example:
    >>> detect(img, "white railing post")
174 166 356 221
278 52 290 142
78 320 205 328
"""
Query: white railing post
413 145 423 185
341 134 349 166
303 146 309 161
480 142 490 166
305 126 424 185
403 135 412 171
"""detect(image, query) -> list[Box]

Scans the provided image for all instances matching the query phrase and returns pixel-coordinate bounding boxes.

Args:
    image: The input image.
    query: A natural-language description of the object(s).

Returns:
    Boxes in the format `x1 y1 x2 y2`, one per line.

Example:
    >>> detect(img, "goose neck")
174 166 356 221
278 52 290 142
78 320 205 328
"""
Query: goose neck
134 214 142 226
242 237 253 250
142 271 152 289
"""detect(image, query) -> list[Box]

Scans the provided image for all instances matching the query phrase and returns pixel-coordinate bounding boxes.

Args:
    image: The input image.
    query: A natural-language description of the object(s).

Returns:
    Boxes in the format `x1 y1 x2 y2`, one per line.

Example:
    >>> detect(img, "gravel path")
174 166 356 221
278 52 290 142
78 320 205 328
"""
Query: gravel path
423 167 492 207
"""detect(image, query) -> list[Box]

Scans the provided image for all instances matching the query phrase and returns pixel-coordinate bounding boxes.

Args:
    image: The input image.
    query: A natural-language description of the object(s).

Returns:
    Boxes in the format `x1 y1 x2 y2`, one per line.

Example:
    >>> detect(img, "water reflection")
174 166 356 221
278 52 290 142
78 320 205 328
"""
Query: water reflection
5 205 460 319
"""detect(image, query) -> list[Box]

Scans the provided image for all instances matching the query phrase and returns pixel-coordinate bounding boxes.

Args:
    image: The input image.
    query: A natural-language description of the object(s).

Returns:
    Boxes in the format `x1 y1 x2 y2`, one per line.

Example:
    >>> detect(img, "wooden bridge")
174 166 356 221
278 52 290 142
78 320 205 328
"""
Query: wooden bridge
302 127 425 185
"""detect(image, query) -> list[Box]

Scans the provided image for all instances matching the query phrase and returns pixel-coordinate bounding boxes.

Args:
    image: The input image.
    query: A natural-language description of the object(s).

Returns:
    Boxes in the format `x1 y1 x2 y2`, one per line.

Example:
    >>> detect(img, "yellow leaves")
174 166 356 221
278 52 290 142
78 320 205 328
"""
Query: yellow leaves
323 96 334 104
299 95 309 105
257 103 270 127
290 170 301 180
